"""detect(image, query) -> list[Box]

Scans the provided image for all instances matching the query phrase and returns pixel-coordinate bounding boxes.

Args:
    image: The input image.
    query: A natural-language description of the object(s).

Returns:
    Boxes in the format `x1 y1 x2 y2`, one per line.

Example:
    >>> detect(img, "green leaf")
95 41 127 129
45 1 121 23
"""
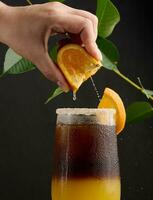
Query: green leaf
126 102 153 124
7 59 35 75
102 53 118 70
1 48 35 76
49 45 58 62
97 37 118 70
96 0 120 38
45 87 64 104
96 36 119 71
143 89 153 97
97 36 120 63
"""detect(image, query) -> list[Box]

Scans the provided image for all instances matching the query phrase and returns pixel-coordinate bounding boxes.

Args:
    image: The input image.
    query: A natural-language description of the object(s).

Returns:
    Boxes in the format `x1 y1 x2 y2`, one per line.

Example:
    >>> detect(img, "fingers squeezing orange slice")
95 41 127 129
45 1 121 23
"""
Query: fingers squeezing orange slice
98 88 126 134
57 44 102 92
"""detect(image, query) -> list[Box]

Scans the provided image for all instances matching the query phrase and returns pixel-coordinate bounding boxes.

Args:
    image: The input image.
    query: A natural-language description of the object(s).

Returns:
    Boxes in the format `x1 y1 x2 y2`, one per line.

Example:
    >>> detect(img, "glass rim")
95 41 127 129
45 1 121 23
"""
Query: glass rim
56 108 116 125
56 108 116 115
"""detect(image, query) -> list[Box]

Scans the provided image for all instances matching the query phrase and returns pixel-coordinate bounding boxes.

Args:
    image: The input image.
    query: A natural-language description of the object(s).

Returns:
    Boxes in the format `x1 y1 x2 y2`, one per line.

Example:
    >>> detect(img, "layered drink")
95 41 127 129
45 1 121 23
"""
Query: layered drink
52 108 120 200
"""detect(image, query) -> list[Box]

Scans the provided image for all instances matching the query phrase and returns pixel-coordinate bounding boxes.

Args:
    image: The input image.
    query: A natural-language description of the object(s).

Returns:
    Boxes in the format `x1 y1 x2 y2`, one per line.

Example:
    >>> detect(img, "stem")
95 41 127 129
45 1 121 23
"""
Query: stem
26 0 32 5
113 68 153 101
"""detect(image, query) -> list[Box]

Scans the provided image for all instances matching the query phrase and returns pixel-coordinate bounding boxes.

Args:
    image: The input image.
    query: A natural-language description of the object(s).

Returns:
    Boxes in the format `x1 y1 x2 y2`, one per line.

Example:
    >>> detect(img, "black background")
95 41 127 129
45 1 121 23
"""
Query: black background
0 0 153 200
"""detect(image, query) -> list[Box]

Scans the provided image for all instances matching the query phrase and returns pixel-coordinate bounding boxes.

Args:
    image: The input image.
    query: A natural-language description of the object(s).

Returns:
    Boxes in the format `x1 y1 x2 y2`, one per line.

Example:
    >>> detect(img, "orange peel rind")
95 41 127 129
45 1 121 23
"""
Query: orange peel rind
98 88 126 134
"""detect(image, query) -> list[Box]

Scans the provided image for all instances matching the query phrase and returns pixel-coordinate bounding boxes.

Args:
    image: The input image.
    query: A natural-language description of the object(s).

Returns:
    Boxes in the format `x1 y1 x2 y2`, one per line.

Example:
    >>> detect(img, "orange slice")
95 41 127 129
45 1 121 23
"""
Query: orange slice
98 88 126 134
57 44 102 92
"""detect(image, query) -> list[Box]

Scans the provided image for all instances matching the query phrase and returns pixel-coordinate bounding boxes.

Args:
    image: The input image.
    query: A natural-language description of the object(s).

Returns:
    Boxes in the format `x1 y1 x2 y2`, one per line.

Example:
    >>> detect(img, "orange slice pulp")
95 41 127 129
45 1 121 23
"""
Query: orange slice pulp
98 88 126 134
57 44 102 92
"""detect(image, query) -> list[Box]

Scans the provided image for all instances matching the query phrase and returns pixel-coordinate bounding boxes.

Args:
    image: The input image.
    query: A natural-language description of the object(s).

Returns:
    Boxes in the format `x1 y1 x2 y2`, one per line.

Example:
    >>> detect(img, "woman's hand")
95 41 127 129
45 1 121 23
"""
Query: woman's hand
0 1 102 91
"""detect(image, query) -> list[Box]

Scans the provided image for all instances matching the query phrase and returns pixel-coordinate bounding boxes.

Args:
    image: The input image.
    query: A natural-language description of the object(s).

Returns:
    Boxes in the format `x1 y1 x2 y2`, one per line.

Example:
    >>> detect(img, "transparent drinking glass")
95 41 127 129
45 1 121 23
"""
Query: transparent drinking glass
52 108 121 200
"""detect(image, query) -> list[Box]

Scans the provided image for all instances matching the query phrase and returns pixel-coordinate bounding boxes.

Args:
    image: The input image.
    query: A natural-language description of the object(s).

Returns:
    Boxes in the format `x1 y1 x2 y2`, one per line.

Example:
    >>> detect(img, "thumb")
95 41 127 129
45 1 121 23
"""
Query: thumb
35 53 70 92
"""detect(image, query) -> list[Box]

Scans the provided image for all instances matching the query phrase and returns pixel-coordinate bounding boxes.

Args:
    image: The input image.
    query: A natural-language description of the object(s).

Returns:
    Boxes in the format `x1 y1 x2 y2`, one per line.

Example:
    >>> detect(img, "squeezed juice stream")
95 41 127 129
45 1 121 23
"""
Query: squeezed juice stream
90 77 101 102
72 77 100 102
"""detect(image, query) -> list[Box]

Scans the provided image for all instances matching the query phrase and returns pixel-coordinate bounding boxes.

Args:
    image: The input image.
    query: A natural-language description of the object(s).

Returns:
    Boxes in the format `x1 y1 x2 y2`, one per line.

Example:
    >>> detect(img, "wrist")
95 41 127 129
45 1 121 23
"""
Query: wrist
0 2 13 44
0 2 8 42
0 1 8 19
0 1 5 7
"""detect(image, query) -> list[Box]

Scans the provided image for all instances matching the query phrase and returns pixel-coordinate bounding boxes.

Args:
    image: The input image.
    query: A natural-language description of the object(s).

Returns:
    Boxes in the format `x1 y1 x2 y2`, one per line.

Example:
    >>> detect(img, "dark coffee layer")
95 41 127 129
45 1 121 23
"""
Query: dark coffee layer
53 124 120 178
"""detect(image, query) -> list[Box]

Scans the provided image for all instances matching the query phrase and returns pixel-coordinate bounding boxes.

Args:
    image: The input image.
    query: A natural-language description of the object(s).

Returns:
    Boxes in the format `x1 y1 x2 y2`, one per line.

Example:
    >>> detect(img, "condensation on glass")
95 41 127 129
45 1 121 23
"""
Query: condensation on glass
52 108 121 200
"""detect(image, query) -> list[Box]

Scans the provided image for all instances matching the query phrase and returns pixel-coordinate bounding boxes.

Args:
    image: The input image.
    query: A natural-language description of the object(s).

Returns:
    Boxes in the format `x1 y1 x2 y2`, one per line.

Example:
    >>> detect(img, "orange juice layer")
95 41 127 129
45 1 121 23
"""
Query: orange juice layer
52 177 120 200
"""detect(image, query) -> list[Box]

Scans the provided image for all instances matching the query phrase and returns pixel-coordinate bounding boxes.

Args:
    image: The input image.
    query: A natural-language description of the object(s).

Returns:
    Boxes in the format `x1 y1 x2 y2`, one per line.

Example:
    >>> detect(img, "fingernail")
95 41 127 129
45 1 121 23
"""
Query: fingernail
98 50 103 61
96 47 102 61
94 43 102 61
57 81 69 92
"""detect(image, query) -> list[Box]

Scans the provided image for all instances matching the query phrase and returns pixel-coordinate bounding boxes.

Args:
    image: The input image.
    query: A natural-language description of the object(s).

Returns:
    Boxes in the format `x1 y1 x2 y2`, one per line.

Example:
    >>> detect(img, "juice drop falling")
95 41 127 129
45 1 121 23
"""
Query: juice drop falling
73 92 77 101
90 77 101 102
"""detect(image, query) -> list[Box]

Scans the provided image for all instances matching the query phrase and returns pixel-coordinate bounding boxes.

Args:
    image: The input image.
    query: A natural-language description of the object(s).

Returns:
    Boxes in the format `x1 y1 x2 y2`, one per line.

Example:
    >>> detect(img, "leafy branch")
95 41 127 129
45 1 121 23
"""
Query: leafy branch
0 0 153 124
113 69 153 101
